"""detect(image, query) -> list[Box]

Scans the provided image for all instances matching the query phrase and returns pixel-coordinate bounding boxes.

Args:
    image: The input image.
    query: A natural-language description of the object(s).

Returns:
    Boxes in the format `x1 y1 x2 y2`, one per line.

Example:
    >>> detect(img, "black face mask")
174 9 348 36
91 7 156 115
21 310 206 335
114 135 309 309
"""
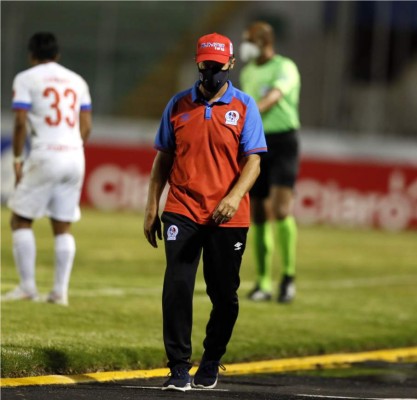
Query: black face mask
199 67 229 94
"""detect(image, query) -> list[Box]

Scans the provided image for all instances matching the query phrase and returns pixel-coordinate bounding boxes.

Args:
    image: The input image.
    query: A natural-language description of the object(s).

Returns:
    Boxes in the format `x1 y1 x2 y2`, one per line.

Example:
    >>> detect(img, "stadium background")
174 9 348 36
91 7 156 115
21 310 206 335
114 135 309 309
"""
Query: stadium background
1 1 417 231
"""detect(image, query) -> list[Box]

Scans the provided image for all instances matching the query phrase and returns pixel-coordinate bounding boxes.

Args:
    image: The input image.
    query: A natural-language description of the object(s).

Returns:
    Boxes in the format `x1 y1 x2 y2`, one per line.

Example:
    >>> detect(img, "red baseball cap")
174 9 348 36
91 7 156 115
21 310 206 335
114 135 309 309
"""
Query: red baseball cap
195 33 234 64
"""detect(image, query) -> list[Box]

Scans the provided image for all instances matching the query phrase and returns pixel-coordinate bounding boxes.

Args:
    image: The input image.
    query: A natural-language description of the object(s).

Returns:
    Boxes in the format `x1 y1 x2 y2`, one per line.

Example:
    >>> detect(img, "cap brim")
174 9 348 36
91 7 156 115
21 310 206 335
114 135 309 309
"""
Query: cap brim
195 53 230 64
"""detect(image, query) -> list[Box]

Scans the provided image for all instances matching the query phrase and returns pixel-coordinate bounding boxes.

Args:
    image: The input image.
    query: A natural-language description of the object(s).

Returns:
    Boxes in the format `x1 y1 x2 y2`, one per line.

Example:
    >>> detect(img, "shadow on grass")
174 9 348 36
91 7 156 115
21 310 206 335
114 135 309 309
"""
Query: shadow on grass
43 348 70 374
1 346 70 377
1 345 166 378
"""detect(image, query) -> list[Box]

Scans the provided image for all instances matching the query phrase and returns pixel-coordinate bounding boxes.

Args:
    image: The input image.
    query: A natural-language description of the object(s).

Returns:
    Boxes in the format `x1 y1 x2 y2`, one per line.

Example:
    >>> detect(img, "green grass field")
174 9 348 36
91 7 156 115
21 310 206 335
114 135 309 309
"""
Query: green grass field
1 207 416 378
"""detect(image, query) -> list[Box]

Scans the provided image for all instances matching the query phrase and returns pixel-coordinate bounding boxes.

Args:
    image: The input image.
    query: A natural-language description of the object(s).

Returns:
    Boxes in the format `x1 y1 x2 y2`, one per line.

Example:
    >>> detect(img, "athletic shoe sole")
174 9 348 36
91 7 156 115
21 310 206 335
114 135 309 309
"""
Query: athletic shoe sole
192 378 218 389
162 383 191 392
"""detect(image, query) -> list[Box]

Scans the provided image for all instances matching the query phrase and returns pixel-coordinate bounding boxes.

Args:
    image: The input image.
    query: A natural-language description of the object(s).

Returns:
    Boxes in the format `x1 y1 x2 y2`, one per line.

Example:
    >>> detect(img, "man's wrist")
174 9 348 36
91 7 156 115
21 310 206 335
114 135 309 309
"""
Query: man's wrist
13 155 24 164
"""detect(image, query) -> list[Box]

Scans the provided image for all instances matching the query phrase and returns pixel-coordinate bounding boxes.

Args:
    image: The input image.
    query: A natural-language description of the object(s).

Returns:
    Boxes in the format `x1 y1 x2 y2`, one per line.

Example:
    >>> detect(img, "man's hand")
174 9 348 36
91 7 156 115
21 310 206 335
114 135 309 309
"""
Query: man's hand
143 151 173 248
144 210 162 248
212 154 261 225
212 193 241 224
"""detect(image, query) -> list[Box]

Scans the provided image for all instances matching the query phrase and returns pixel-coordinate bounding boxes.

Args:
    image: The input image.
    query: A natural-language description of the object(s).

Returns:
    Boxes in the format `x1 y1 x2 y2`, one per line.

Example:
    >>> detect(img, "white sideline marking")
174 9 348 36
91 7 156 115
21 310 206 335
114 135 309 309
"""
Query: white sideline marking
3 275 416 300
298 395 417 400
122 385 229 392
64 275 417 298
302 275 417 289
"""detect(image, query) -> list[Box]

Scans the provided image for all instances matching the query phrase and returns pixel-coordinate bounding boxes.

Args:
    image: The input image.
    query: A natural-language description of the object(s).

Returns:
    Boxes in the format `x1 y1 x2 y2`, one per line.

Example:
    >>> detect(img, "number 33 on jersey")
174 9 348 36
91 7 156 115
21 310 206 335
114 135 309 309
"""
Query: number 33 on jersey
12 61 92 148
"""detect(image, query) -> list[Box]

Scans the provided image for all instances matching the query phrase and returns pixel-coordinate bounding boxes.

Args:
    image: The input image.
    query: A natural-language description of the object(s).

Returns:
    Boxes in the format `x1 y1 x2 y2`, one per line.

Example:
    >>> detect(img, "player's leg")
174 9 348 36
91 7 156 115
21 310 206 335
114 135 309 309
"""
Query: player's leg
249 197 274 299
48 219 73 306
3 154 52 301
270 185 297 278
2 213 38 300
47 150 84 306
248 154 274 301
269 130 299 303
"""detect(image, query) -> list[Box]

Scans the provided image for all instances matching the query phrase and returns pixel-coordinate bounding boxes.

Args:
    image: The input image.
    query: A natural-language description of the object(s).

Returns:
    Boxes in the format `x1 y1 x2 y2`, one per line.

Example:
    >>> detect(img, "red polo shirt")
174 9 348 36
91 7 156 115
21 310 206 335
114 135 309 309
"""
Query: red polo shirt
155 81 267 227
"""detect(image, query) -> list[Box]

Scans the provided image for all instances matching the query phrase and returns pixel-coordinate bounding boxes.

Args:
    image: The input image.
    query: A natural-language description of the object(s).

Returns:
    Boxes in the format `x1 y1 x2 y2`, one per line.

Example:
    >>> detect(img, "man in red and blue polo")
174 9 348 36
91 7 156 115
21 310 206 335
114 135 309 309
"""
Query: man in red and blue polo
144 32 267 391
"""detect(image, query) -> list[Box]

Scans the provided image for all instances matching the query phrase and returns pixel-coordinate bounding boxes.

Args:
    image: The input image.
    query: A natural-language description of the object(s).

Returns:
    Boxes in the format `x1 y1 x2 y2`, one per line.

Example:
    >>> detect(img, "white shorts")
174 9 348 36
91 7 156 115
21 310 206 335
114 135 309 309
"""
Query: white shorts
8 148 85 222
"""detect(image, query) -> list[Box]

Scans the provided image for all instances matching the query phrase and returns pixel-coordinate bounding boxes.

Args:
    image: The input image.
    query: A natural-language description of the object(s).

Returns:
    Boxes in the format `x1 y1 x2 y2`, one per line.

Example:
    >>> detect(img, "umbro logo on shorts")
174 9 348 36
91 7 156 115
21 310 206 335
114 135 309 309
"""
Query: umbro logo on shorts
234 242 243 251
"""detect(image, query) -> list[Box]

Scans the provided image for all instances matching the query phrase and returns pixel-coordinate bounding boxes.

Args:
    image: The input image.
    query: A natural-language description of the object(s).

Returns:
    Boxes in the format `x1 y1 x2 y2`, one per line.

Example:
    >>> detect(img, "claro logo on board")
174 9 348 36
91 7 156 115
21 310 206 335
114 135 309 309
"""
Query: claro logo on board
294 170 417 231
85 165 417 231
86 165 149 210
85 164 167 211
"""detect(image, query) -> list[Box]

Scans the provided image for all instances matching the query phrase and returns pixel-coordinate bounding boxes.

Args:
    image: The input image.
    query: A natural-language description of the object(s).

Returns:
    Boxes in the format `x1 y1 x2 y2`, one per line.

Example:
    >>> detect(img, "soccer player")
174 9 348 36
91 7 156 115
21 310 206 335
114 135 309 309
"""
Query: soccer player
144 33 266 391
2 32 92 306
239 21 301 303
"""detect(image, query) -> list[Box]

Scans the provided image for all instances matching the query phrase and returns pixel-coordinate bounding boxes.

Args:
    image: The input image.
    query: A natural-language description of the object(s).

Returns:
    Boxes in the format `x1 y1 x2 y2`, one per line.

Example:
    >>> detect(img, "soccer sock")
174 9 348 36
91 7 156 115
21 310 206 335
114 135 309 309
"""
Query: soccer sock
252 222 274 292
12 229 37 294
276 216 297 277
53 234 76 296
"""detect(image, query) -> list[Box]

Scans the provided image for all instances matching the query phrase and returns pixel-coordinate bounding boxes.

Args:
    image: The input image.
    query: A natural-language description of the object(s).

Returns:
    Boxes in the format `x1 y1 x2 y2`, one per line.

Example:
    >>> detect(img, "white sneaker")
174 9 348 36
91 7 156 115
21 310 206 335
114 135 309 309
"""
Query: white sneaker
278 275 296 303
46 291 69 306
1 286 39 302
247 287 272 302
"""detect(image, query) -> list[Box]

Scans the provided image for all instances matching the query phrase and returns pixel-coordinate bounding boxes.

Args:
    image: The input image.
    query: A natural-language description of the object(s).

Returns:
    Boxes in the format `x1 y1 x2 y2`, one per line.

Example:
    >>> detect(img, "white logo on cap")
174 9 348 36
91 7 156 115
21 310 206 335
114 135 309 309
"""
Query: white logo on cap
167 225 179 241
201 42 225 51
225 110 240 126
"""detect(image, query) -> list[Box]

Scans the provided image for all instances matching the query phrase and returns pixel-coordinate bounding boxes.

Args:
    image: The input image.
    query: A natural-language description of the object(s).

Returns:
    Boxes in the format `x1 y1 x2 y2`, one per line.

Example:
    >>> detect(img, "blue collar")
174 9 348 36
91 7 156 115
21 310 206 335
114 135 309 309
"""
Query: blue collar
191 80 234 105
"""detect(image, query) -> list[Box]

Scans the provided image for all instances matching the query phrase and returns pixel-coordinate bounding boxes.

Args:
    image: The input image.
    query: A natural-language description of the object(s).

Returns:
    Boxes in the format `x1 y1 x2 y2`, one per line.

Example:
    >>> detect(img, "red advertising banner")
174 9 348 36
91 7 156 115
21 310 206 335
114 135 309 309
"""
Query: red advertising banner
81 144 417 231
294 157 417 231
81 143 156 211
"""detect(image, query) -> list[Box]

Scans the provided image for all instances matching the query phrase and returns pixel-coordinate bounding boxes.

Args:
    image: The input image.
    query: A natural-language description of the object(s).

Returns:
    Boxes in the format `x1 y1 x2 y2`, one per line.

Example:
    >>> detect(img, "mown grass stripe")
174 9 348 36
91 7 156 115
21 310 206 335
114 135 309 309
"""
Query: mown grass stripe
2 347 417 388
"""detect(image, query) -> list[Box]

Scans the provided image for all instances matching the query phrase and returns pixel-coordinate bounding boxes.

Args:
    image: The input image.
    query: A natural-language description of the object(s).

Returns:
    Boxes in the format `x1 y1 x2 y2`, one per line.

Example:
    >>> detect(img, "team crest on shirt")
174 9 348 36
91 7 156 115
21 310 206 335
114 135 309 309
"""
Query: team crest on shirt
167 225 179 241
225 110 240 126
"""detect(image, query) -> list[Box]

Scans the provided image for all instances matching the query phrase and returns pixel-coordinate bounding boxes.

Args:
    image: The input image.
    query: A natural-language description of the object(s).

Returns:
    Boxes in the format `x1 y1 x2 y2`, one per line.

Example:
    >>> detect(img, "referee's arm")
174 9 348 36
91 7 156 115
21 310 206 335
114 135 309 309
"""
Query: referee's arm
257 88 282 113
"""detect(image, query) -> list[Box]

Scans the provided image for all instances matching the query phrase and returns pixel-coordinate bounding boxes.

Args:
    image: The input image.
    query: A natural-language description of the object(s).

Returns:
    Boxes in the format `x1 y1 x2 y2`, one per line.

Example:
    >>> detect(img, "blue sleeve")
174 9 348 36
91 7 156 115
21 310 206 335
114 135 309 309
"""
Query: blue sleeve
154 97 176 153
240 96 267 156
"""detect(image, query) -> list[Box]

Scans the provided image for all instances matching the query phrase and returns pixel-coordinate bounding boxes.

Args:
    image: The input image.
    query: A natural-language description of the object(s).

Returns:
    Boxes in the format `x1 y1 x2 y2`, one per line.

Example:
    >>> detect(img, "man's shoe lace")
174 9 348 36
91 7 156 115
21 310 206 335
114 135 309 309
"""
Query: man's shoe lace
170 366 190 379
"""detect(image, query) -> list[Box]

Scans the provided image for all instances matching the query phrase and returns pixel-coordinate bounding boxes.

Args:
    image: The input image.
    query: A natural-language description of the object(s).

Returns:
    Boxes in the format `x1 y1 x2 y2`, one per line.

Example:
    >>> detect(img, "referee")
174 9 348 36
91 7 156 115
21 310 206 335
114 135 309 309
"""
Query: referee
239 21 301 303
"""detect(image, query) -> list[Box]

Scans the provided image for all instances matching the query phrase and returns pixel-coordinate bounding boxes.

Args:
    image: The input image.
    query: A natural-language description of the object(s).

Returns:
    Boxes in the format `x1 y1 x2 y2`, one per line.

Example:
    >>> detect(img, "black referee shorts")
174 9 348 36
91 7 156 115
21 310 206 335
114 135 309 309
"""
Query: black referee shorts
250 129 300 199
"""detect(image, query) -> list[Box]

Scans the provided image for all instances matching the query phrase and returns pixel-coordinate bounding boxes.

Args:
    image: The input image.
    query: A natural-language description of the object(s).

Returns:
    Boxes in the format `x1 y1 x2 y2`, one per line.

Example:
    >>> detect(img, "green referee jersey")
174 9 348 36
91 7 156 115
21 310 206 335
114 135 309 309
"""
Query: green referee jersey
240 54 301 133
